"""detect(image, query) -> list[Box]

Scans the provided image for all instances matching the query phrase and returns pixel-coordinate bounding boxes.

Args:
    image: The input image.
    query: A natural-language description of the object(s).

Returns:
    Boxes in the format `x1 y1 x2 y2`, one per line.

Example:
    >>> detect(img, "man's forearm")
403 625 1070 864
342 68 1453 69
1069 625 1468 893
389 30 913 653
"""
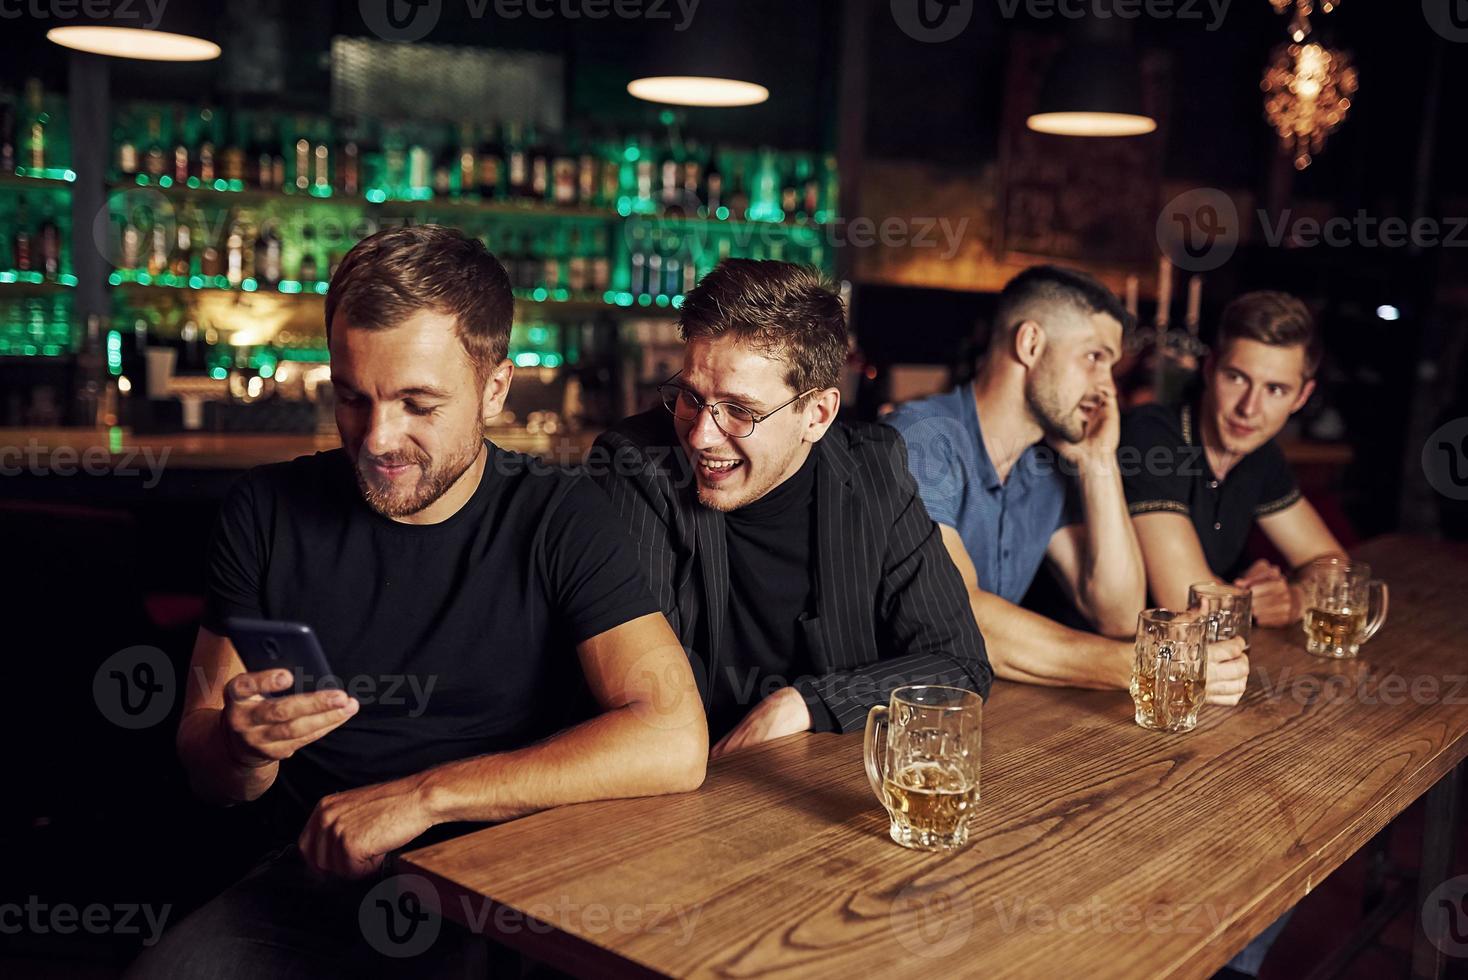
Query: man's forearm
177 707 278 805
1076 461 1147 635
420 702 707 825
970 588 1132 689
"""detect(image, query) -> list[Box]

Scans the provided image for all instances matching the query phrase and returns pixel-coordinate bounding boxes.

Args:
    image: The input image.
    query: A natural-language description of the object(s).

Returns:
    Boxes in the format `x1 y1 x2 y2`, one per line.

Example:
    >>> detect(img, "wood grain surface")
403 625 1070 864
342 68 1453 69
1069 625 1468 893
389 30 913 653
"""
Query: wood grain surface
403 535 1468 979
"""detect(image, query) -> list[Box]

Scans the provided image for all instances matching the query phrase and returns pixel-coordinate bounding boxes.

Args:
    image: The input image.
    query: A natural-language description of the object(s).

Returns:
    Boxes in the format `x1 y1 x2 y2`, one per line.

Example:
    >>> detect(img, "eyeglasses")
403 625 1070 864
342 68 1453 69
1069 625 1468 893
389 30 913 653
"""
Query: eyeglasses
657 372 818 439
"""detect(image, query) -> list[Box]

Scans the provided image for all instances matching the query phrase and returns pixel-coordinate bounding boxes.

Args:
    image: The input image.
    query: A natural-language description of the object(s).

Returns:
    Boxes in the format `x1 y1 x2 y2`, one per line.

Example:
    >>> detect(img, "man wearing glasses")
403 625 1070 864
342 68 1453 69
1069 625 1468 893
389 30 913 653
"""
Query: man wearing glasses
591 259 991 758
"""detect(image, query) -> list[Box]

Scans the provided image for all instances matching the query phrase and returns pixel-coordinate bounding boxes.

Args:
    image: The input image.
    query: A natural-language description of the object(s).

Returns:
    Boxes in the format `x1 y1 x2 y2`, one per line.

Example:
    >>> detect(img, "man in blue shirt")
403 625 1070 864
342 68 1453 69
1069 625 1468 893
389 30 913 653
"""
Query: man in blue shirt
886 265 1248 702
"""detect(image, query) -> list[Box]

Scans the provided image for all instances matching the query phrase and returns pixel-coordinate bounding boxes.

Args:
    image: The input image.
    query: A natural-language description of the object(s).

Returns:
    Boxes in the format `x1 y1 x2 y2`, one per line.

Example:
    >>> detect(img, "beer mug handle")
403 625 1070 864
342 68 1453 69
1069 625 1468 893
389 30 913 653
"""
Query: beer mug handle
863 704 889 803
1153 643 1173 731
1360 580 1389 643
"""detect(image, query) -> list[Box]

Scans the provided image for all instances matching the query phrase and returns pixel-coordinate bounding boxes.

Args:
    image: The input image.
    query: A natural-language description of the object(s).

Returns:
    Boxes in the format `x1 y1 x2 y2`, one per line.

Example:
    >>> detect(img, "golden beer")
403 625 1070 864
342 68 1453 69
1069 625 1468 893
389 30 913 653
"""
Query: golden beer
1130 667 1206 731
881 762 978 843
1131 609 1210 733
865 686 982 851
1305 606 1367 656
1301 558 1389 659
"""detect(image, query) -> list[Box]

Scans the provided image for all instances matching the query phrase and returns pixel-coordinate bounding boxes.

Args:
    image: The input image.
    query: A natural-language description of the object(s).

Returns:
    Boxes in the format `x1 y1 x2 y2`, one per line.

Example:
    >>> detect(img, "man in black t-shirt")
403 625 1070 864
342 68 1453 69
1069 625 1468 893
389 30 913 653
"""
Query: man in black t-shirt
133 226 705 978
1121 290 1346 630
593 260 991 757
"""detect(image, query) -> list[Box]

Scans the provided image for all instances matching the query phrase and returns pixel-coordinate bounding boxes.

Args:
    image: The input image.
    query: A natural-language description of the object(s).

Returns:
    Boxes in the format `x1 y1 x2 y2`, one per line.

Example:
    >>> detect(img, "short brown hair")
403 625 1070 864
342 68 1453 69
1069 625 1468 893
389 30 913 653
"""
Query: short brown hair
325 224 513 379
678 259 847 398
1216 290 1323 378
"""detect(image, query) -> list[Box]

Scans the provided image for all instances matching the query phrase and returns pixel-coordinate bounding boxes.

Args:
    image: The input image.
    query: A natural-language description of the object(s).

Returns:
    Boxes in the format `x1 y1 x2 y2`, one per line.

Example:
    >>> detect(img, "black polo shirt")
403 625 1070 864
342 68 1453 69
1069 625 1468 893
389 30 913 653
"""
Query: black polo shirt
1119 401 1301 580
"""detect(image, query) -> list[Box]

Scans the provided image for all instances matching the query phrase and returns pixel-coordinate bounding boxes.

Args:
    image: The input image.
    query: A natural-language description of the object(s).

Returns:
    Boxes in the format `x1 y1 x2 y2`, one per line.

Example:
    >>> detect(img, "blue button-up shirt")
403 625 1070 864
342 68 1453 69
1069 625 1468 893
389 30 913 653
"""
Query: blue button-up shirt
885 385 1076 604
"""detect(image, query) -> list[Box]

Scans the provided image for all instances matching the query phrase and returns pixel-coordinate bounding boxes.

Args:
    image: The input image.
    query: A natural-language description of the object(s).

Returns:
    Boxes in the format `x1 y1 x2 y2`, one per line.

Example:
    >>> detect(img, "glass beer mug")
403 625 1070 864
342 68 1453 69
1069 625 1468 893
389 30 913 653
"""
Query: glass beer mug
1188 581 1252 649
1301 557 1389 659
1131 609 1210 733
864 685 982 851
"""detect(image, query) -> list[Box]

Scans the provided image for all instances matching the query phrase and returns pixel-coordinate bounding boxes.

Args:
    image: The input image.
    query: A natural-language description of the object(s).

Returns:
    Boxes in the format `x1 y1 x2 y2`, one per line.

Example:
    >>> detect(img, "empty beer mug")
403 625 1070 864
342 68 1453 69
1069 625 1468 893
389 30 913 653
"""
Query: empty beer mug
1131 609 1210 733
1188 581 1252 650
1301 557 1388 659
864 685 982 851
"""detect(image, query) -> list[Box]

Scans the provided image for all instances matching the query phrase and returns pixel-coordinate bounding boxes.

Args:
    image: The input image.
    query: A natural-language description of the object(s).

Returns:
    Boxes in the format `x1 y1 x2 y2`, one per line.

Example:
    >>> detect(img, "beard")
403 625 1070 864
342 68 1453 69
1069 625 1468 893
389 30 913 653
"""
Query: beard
354 437 482 518
1025 366 1086 444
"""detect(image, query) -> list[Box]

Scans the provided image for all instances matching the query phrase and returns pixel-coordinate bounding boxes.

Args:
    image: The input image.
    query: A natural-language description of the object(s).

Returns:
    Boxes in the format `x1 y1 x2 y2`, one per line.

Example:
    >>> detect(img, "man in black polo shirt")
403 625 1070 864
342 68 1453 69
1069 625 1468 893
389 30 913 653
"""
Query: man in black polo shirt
1120 291 1344 628
132 226 706 978
593 259 990 757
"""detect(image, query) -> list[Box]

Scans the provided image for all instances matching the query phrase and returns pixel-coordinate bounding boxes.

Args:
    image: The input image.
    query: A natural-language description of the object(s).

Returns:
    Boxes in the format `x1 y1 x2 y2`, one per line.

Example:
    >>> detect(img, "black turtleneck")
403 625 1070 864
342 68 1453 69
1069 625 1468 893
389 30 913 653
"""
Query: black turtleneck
709 448 829 740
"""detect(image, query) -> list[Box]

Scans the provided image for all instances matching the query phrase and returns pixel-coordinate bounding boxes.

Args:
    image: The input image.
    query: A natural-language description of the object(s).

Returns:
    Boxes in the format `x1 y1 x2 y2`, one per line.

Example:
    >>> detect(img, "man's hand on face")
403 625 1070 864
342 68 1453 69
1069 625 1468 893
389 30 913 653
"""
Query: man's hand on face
1053 387 1120 470
710 686 812 761
221 669 359 769
298 776 437 879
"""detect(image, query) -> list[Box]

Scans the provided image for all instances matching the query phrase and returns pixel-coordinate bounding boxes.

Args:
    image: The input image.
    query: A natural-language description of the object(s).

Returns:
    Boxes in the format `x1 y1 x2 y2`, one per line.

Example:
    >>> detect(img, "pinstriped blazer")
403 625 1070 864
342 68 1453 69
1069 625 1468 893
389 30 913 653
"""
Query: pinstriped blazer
589 410 993 734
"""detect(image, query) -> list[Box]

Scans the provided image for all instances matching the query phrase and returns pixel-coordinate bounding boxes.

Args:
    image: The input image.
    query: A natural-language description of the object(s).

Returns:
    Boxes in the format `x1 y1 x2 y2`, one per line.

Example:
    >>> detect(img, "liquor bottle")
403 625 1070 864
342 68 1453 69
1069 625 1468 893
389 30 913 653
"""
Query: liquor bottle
660 143 680 210
517 230 541 289
822 155 839 222
576 141 597 206
704 148 724 214
506 122 529 199
780 155 800 220
599 155 620 209
120 210 141 269
25 79 46 171
38 210 60 277
477 123 502 200
221 114 246 184
13 202 32 271
196 108 217 184
457 123 477 198
729 156 750 218
647 228 664 296
590 226 610 293
801 156 820 219
663 233 682 297
540 230 561 290
254 220 282 288
552 139 576 206
0 97 15 172
567 228 588 293
313 122 330 193
168 219 193 277
682 240 699 294
172 109 190 184
294 131 311 192
408 138 432 195
115 122 138 178
629 223 647 296
199 218 222 277
339 126 360 196
250 118 274 190
146 217 168 277
224 216 245 287
529 127 550 202
144 113 166 179
299 227 319 282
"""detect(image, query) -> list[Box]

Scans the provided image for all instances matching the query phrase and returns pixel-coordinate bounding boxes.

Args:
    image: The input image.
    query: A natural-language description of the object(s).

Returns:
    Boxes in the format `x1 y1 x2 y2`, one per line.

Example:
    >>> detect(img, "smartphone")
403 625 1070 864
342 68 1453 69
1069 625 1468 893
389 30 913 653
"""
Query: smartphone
224 617 338 696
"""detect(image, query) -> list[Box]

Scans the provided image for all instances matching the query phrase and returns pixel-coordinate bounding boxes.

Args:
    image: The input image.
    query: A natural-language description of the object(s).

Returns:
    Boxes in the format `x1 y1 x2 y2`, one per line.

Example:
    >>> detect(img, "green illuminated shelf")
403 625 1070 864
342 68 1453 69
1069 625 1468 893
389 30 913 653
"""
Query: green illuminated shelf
0 272 76 295
0 169 76 190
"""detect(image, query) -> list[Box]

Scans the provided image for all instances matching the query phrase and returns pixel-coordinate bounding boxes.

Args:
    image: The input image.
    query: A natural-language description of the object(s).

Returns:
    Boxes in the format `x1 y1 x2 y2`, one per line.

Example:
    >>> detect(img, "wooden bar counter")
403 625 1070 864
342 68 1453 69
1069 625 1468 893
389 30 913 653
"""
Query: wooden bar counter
402 535 1468 979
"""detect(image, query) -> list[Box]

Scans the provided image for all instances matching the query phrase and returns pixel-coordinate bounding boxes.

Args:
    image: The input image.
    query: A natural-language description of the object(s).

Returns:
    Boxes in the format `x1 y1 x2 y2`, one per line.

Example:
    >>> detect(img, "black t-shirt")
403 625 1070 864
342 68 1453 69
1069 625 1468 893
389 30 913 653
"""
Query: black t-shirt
203 441 659 835
711 450 830 739
1119 401 1301 581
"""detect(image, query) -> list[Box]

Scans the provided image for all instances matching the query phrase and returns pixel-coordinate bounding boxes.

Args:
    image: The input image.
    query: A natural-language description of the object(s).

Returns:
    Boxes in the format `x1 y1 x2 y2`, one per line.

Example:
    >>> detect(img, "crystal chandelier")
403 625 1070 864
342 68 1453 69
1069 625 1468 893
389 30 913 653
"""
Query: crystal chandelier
1261 0 1356 170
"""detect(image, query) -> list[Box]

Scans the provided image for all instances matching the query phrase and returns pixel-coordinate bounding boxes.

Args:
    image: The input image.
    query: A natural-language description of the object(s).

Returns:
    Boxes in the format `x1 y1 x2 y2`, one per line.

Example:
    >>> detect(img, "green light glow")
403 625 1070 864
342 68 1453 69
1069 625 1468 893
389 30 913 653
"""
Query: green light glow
210 366 228 380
